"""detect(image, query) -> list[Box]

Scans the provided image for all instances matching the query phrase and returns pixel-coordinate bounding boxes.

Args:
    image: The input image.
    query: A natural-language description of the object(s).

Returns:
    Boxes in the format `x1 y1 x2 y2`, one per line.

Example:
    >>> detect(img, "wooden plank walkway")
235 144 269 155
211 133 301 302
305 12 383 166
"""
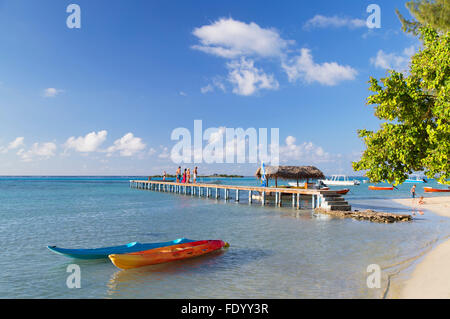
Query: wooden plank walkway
130 180 351 211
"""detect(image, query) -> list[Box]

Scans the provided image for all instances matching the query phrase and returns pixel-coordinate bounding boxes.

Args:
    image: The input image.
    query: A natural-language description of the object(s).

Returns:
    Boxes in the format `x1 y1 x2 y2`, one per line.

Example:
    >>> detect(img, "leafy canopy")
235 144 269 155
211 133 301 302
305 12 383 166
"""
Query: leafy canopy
352 27 449 184
396 0 450 34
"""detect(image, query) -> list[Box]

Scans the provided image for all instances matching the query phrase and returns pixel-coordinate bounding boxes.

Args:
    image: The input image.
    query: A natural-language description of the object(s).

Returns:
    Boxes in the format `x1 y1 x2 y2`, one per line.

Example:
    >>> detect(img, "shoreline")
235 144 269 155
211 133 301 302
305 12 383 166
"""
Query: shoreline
391 196 450 299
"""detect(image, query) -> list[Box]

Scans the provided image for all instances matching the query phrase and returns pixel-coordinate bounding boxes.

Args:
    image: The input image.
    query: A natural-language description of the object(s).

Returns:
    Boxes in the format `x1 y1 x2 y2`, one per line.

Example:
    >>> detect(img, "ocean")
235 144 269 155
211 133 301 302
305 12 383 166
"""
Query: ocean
0 176 448 298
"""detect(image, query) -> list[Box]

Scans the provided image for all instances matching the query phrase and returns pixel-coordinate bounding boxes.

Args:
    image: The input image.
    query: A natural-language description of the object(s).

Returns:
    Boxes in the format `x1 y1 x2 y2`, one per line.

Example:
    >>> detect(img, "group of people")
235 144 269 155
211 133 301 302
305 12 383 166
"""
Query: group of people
410 184 425 205
159 167 198 183
174 166 198 184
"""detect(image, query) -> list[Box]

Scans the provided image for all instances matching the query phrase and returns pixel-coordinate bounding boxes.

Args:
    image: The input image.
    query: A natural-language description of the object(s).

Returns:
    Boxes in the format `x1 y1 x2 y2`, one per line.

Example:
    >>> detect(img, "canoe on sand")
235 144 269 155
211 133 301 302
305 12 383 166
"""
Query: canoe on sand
368 186 394 190
47 238 195 259
424 187 450 193
109 240 229 269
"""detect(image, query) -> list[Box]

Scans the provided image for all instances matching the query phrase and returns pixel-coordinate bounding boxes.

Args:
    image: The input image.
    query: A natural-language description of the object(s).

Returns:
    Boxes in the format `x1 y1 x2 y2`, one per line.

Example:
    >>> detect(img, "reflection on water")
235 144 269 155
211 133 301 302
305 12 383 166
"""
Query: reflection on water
106 247 273 297
107 251 226 294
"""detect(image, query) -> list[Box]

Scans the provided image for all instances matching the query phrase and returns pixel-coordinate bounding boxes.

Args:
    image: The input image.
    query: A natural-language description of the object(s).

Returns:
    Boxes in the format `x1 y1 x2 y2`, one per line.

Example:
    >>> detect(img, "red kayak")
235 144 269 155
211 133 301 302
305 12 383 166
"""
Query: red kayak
335 189 350 194
369 186 394 190
109 240 228 269
424 187 450 193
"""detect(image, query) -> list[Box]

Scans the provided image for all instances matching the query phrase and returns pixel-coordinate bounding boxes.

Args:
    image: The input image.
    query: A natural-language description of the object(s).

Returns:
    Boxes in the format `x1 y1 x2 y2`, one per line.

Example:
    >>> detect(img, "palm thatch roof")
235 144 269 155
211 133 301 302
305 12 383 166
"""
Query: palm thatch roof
255 165 325 180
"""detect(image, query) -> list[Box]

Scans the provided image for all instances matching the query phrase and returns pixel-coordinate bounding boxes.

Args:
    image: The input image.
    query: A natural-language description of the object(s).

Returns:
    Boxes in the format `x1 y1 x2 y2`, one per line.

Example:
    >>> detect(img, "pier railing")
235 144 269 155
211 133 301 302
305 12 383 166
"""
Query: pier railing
130 180 351 211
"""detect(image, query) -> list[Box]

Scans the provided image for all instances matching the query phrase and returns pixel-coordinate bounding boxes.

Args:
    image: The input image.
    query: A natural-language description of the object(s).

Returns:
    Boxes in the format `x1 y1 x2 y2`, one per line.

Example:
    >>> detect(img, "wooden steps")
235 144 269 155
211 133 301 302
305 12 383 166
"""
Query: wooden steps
319 194 351 211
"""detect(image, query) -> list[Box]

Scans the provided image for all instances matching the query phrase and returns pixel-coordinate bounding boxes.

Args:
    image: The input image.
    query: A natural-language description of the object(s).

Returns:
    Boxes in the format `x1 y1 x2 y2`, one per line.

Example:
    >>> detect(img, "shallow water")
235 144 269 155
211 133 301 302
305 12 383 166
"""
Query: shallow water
0 176 448 298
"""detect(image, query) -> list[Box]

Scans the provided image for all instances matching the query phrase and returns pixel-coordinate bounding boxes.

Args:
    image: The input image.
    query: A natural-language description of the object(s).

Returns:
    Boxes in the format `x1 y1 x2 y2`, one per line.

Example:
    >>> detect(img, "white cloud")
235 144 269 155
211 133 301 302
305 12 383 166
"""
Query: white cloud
106 133 146 157
285 135 296 146
158 146 170 159
201 126 253 162
8 137 25 149
282 48 357 86
192 18 358 94
43 88 64 98
304 15 366 29
192 17 292 59
201 78 227 94
0 137 25 153
179 91 187 96
213 79 226 92
227 58 279 96
201 84 214 94
17 142 57 162
278 136 331 163
370 46 416 71
64 130 108 153
148 147 157 156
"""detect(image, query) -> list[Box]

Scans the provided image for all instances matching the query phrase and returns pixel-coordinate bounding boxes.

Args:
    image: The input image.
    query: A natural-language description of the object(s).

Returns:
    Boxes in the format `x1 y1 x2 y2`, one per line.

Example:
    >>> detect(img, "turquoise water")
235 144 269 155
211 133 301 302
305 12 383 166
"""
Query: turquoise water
0 176 449 298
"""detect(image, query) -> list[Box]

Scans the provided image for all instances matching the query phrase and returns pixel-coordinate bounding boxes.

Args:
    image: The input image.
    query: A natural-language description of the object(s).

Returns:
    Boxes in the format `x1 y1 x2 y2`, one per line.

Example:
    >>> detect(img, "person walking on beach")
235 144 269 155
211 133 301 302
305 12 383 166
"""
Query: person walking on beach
411 185 416 202
181 169 187 183
193 166 198 184
186 168 191 184
176 167 181 183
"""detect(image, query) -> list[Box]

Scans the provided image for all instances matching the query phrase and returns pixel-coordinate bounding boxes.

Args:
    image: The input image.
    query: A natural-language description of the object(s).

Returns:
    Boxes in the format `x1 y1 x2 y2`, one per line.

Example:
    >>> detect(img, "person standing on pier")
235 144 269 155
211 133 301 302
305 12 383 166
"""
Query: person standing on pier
193 166 198 184
186 168 191 183
176 167 181 183
163 171 166 181
181 169 187 183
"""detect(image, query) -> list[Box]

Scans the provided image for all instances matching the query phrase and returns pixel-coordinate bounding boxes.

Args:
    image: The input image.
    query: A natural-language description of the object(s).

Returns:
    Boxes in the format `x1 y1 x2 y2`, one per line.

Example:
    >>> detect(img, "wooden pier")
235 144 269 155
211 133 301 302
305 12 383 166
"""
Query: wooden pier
129 180 351 211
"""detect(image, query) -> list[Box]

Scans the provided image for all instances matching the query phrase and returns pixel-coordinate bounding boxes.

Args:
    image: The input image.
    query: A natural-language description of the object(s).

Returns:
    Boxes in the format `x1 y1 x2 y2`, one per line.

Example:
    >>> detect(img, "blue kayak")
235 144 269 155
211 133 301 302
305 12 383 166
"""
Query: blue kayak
47 238 195 259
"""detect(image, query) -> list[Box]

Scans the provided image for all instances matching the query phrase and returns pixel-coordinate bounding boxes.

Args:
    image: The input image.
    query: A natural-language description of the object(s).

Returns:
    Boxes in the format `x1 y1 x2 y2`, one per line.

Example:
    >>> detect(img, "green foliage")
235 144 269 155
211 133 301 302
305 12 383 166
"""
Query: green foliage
396 0 450 34
353 27 450 184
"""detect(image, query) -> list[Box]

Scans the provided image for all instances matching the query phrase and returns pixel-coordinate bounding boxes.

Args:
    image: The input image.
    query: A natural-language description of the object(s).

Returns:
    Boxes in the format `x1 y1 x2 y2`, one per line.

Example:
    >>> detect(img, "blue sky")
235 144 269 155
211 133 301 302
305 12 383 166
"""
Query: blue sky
0 0 419 175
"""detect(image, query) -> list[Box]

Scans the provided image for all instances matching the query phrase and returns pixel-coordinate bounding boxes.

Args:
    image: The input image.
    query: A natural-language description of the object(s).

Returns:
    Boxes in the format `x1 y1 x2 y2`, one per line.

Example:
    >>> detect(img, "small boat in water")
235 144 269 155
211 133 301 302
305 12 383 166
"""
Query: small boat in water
424 187 450 193
320 175 360 186
285 183 329 190
335 189 350 195
47 238 195 259
368 186 394 190
109 240 229 269
287 182 306 188
404 175 427 183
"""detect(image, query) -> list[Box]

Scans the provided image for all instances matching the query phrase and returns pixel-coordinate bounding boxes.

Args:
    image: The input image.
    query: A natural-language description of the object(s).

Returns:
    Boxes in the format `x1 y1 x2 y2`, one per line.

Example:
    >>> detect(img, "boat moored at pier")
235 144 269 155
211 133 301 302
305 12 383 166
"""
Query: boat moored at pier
320 175 360 186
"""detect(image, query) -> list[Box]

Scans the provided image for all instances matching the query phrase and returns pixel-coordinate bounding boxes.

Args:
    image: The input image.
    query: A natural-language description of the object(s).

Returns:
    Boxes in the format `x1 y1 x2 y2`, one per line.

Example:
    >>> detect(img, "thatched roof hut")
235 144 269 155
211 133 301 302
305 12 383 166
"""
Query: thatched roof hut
255 165 325 187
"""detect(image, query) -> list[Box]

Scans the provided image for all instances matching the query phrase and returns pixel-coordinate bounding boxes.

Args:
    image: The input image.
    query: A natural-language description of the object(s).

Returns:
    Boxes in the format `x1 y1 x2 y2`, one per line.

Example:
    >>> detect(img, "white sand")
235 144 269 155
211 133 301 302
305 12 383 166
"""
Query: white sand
392 196 450 298
392 196 450 218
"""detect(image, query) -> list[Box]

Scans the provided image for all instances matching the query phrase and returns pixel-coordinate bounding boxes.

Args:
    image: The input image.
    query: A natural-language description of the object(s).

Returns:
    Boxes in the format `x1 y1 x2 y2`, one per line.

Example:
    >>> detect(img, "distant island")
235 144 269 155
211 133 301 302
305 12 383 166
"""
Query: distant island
205 174 244 178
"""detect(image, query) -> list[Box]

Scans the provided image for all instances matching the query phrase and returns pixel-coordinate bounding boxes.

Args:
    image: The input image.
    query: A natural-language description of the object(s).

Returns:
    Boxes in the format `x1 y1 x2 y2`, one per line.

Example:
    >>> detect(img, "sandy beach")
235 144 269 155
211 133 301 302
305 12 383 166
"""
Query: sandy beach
392 196 450 299
392 196 450 218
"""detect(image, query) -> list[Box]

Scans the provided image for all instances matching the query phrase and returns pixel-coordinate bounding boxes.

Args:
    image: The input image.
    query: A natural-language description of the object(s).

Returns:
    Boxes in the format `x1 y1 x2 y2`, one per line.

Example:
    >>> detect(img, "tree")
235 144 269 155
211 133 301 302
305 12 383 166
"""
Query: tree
352 27 449 184
396 0 450 34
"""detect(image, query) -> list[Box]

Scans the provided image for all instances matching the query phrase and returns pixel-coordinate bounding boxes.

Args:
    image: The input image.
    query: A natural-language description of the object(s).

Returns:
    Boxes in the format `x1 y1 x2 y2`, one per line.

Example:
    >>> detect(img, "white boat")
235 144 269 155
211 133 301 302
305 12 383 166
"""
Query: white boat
320 175 360 186
404 174 427 183
288 182 306 187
